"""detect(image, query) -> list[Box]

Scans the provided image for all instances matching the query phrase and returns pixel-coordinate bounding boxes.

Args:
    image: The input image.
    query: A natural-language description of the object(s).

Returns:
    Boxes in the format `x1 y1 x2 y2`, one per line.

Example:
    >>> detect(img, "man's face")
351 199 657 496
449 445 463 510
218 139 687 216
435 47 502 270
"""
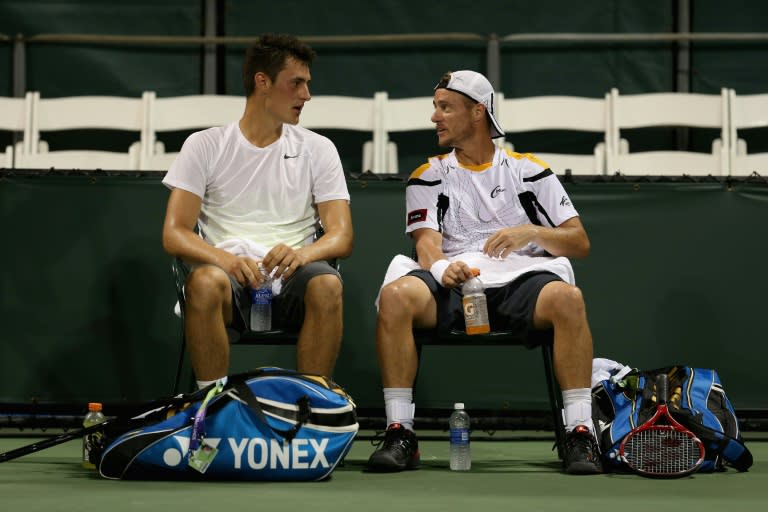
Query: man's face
431 88 475 148
263 57 311 125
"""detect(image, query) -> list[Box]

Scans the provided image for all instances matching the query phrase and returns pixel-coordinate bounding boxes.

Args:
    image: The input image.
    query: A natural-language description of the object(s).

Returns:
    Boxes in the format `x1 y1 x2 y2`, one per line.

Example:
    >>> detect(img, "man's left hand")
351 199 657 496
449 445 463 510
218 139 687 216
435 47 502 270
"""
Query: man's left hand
483 225 537 259
262 244 308 280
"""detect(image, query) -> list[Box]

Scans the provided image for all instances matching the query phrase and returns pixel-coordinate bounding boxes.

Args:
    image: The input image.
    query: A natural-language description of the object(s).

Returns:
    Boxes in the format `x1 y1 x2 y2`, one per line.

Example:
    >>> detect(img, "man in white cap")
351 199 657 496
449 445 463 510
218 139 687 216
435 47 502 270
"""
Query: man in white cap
367 70 602 474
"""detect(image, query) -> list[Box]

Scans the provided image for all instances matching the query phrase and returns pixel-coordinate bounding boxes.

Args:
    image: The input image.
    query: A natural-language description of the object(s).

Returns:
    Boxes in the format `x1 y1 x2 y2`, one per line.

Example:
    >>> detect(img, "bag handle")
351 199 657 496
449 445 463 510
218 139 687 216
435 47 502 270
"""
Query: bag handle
232 380 311 443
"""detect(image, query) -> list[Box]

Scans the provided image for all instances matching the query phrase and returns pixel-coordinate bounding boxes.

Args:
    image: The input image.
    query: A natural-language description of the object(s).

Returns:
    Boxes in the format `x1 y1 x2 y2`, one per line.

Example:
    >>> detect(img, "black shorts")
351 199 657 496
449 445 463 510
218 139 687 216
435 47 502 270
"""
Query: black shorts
228 261 341 333
408 269 562 343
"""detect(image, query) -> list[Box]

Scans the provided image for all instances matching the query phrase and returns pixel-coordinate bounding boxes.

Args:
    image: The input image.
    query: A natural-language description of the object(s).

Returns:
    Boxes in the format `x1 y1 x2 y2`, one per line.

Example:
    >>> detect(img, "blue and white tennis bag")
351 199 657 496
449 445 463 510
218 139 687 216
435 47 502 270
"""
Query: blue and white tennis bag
592 365 752 473
98 367 358 480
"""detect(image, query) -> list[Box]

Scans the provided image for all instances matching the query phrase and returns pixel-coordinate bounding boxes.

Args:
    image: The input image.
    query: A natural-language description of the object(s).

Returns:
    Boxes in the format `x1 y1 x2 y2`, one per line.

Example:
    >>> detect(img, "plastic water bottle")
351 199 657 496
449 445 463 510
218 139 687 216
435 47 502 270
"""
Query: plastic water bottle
449 402 471 471
249 267 272 331
462 268 490 335
82 402 106 469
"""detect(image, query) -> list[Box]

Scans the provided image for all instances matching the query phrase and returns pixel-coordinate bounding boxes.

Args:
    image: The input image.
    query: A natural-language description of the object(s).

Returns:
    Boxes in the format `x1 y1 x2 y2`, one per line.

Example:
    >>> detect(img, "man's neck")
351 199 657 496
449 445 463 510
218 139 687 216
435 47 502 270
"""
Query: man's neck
238 101 283 148
454 139 497 167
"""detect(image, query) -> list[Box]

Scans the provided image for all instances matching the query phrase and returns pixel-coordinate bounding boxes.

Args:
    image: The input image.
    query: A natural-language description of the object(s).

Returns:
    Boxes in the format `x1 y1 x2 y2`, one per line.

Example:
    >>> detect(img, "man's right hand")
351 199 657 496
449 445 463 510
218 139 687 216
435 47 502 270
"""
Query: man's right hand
438 260 473 289
219 252 264 288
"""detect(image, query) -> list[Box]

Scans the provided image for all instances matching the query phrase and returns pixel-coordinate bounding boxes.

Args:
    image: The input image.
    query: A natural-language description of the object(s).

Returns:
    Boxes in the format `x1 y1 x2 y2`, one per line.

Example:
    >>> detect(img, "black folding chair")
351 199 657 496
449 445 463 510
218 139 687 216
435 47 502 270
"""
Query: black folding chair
414 327 565 459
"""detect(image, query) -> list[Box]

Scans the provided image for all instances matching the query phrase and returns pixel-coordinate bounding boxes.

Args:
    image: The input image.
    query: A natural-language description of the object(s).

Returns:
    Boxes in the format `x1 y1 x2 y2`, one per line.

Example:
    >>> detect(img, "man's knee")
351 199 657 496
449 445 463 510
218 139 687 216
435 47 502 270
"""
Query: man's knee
305 273 343 311
378 277 426 319
185 266 231 309
539 282 587 323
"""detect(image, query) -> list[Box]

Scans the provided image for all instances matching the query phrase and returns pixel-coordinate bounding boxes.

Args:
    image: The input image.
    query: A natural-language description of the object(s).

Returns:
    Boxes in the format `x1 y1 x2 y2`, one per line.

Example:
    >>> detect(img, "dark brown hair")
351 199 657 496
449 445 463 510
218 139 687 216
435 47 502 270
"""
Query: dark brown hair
242 33 316 97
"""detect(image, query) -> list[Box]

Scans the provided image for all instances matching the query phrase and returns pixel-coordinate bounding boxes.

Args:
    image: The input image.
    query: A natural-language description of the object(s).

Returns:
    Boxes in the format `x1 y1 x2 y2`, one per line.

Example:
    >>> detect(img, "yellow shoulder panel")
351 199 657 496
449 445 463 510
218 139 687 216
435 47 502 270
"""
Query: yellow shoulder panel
504 148 550 168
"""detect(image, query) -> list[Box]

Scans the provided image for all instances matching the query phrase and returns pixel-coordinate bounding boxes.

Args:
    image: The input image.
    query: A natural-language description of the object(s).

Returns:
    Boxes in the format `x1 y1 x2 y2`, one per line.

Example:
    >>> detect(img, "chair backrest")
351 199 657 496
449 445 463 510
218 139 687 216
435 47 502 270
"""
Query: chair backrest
14 92 148 170
142 93 244 171
728 90 768 176
378 93 436 174
607 88 730 176
299 93 383 173
0 93 34 167
497 93 610 174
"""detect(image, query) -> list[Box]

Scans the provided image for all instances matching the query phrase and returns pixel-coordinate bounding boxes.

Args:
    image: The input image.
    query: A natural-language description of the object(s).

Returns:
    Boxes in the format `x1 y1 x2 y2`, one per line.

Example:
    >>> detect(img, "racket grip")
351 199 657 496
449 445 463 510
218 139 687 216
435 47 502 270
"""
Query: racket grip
656 374 669 405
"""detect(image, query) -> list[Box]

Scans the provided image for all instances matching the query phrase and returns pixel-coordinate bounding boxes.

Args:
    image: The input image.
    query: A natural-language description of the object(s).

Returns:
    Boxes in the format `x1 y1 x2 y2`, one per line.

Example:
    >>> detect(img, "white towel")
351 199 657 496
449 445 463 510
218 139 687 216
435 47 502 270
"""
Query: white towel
591 357 634 389
374 251 575 310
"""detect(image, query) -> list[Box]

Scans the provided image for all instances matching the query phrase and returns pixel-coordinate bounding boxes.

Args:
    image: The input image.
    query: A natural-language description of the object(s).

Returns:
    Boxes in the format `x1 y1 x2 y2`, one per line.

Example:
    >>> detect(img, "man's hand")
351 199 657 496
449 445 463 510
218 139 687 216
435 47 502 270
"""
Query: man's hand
483 225 537 259
437 260 474 289
218 252 263 287
262 244 309 280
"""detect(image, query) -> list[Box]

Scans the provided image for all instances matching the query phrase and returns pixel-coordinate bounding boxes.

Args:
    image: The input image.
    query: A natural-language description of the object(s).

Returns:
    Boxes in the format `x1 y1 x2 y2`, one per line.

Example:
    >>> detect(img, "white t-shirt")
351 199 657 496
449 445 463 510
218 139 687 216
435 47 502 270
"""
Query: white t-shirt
162 122 350 248
405 147 579 257
372 147 579 296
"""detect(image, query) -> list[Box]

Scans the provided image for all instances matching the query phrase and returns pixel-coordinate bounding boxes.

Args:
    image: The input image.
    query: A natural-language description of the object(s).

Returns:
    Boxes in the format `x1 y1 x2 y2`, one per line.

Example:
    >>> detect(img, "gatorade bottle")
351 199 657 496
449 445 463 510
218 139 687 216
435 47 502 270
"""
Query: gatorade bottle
82 402 106 469
462 268 490 334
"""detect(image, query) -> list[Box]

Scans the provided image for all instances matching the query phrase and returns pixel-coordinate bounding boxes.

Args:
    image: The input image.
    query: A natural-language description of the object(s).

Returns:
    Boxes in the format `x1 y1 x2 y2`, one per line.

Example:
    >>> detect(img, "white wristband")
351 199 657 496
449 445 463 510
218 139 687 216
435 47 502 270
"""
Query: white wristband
429 259 450 285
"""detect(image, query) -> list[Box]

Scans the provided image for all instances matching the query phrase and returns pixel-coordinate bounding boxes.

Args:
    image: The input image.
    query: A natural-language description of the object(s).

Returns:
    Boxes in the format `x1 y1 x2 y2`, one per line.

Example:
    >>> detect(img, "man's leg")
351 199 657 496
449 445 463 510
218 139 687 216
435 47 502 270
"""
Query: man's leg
367 275 436 472
533 281 602 474
296 273 343 377
183 265 234 384
533 281 592 392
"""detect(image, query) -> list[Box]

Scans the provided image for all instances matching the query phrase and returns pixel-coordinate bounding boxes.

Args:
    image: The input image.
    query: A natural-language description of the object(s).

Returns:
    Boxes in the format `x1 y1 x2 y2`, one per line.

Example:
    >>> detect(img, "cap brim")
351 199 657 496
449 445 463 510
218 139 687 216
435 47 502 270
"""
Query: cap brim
488 113 504 139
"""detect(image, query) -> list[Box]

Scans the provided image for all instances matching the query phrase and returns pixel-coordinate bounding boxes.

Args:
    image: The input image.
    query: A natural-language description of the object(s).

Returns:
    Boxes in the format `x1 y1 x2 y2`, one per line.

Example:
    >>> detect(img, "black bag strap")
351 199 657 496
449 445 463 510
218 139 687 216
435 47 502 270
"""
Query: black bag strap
671 410 754 471
231 378 311 443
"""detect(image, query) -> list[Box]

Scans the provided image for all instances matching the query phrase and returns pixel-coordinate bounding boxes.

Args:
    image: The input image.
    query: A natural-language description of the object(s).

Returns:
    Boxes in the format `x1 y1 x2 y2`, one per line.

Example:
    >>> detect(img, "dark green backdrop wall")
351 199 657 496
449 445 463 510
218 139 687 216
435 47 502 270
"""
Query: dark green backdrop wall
1 174 766 412
1 0 767 414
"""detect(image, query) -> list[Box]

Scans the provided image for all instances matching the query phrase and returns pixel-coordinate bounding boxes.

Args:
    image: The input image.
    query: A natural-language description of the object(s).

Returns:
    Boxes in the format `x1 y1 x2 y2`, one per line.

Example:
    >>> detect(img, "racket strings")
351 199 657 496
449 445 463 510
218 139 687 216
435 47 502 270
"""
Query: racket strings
623 428 702 475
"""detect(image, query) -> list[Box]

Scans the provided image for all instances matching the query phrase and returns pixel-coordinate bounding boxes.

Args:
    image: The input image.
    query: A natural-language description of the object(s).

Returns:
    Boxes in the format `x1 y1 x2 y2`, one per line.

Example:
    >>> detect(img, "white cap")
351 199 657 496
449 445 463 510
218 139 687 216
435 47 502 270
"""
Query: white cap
454 402 465 409
435 70 504 139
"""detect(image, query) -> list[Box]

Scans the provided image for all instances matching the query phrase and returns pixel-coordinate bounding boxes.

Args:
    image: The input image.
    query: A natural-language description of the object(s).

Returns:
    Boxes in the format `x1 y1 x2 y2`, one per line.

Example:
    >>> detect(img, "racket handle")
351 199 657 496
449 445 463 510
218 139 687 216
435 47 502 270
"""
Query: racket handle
656 374 669 405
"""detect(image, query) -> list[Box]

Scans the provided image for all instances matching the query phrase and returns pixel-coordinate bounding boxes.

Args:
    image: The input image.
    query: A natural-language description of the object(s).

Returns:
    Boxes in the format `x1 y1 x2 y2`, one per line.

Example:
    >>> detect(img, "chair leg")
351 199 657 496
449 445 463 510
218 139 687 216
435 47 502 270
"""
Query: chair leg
541 342 565 459
171 328 186 396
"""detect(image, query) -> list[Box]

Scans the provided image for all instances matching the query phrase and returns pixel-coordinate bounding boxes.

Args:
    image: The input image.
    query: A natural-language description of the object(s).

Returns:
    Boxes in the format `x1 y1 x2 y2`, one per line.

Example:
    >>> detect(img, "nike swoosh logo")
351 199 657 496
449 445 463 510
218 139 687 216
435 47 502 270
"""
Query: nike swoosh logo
283 154 300 159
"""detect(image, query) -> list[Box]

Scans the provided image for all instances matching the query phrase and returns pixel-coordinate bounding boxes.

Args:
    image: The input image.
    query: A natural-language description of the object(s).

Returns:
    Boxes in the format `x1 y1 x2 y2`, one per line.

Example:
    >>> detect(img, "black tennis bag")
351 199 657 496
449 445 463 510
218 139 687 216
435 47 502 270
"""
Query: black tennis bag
98 367 358 480
592 365 752 473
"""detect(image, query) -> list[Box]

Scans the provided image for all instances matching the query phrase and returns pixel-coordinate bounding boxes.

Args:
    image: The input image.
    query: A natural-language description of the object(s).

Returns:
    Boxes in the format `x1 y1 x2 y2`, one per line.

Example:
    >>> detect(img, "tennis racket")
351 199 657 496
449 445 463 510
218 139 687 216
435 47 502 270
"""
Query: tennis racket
0 393 202 464
0 421 111 464
619 373 705 478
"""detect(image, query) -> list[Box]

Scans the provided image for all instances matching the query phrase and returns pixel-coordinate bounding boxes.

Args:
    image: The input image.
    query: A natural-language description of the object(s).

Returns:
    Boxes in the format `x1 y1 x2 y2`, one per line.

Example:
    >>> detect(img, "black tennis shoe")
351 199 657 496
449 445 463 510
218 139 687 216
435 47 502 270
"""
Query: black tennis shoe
563 425 603 474
367 423 421 472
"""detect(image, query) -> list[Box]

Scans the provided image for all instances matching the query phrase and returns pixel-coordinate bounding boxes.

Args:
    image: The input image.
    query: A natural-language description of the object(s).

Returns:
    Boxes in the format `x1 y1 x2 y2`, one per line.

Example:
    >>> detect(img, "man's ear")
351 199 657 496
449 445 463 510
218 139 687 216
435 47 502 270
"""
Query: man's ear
254 72 271 91
474 104 486 124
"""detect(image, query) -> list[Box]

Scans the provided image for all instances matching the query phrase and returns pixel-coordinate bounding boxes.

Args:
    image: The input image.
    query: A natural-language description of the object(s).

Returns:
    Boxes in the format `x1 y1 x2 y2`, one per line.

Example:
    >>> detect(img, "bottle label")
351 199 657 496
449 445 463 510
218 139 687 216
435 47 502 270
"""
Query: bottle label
462 294 490 334
250 287 272 306
450 428 470 445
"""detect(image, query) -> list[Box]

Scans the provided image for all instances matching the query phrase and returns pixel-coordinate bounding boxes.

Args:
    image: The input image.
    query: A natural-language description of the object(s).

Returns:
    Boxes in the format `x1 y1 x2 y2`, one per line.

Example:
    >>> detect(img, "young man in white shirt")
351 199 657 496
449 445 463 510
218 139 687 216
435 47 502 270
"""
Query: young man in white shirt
161 34 352 388
367 70 601 475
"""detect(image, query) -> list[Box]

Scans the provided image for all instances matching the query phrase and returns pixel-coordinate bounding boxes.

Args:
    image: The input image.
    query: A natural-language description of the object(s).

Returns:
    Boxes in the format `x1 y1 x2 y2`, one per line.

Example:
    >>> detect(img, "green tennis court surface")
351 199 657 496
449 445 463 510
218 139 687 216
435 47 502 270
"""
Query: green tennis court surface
1 431 765 512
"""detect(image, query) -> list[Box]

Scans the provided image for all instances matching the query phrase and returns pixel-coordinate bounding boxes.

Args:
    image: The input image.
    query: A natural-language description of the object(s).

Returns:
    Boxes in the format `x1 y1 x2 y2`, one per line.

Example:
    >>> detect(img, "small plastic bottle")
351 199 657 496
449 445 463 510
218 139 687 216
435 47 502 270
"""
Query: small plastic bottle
462 268 490 335
449 402 471 471
82 402 106 469
249 266 272 331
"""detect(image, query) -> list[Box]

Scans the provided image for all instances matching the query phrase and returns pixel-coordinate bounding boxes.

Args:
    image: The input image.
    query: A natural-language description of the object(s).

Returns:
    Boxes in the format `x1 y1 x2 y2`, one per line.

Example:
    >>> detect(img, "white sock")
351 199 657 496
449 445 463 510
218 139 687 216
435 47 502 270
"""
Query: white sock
562 388 595 434
383 387 415 431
